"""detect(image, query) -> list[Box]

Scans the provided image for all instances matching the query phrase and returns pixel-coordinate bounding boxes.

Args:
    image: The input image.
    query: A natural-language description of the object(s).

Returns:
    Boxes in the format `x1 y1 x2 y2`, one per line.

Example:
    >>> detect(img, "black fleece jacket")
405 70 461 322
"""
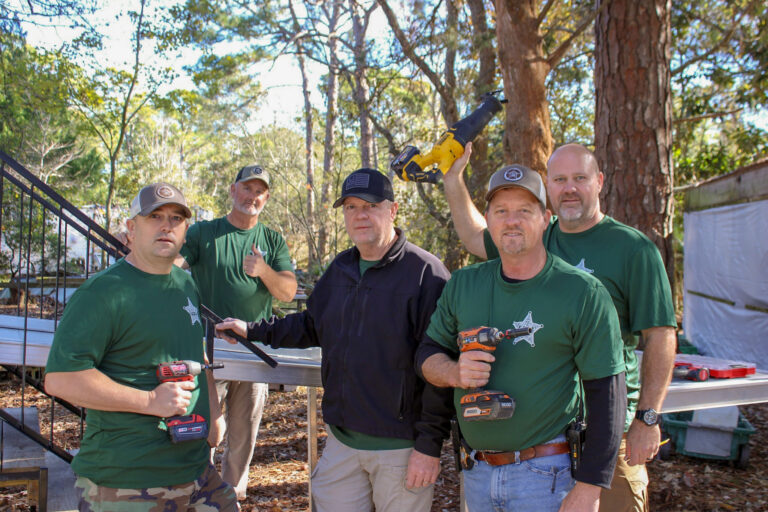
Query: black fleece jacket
246 228 454 456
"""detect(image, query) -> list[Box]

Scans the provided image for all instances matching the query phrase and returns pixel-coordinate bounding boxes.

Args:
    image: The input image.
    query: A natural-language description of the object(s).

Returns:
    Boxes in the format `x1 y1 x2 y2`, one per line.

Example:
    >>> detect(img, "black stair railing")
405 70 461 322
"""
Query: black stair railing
0 150 226 464
0 150 130 463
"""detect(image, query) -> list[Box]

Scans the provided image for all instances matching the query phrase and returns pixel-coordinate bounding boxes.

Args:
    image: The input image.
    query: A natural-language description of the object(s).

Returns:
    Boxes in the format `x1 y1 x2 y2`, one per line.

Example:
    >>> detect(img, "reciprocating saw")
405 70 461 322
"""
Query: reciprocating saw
390 91 505 183
457 326 531 421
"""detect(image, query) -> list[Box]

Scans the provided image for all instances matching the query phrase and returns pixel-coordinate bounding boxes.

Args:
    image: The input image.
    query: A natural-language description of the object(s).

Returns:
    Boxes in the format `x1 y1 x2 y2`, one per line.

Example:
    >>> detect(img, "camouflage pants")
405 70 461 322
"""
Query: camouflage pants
75 464 238 512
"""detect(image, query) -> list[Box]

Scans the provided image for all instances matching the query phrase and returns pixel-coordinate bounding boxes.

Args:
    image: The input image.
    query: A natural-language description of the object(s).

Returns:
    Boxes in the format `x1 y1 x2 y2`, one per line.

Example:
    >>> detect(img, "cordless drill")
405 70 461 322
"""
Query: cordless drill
156 360 224 443
390 91 505 183
673 363 710 382
457 326 532 421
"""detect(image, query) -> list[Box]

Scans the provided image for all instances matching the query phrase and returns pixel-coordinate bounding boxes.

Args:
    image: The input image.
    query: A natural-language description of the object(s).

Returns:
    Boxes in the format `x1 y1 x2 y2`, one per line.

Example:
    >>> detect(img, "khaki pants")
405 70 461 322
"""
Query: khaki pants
216 380 268 500
599 438 649 512
311 428 433 512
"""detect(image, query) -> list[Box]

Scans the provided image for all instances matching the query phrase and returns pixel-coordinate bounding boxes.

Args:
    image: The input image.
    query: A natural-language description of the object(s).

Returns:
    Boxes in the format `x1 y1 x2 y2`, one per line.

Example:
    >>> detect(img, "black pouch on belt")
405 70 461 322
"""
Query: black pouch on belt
566 419 587 475
450 416 474 471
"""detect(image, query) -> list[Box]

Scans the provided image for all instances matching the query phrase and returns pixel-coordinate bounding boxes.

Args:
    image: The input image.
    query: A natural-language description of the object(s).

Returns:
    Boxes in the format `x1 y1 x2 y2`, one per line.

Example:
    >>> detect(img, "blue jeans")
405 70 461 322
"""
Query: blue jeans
463 438 574 511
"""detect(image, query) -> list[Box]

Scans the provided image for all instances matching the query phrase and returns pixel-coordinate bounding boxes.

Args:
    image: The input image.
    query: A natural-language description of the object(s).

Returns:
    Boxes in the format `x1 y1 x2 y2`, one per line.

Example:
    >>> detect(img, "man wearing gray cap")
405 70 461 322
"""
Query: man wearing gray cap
442 144 676 512
178 165 297 500
416 166 626 511
45 183 237 510
215 168 453 512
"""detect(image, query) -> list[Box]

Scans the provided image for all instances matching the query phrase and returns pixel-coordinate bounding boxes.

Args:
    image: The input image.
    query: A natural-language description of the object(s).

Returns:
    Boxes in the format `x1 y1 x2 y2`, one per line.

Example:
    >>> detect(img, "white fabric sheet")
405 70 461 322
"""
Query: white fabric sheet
683 200 768 369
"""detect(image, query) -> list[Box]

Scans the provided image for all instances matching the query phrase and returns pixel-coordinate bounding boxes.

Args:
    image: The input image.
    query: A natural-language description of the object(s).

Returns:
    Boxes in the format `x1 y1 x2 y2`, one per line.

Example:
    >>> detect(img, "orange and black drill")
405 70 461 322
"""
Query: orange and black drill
457 326 532 421
156 360 224 443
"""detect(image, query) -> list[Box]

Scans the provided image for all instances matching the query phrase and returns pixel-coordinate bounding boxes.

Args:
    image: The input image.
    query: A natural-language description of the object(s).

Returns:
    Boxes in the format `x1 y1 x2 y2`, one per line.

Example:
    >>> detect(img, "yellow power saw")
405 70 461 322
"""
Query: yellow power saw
390 91 505 183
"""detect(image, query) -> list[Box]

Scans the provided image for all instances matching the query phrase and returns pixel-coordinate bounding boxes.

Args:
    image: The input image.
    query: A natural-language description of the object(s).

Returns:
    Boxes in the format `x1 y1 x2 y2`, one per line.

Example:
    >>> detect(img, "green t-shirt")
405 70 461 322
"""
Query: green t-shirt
180 217 294 322
426 254 624 452
45 259 210 488
329 258 414 451
484 216 676 429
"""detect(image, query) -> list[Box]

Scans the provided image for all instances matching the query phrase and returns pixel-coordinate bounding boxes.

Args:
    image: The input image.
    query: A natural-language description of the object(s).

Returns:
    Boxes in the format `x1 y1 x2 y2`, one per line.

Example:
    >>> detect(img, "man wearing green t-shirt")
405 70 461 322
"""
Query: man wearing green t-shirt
178 165 297 500
418 166 626 511
443 143 676 512
44 183 236 510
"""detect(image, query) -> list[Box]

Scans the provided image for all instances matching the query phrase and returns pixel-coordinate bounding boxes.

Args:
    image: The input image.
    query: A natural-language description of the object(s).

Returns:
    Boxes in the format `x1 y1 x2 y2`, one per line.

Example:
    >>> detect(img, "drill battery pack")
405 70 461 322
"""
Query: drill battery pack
460 391 516 421
166 414 208 443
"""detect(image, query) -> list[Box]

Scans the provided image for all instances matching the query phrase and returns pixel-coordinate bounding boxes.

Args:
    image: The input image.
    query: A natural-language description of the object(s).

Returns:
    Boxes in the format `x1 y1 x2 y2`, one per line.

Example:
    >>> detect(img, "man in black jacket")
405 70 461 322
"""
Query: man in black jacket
216 168 453 512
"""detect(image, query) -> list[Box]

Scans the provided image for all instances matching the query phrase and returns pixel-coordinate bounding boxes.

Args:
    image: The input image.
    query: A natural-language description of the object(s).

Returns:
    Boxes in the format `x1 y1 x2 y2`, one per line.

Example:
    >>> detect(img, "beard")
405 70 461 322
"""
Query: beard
233 200 264 217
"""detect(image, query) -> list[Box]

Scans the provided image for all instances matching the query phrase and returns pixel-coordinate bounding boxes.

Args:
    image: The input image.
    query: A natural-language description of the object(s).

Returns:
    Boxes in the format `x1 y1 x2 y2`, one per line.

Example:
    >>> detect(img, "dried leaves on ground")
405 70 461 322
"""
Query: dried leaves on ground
1 376 767 511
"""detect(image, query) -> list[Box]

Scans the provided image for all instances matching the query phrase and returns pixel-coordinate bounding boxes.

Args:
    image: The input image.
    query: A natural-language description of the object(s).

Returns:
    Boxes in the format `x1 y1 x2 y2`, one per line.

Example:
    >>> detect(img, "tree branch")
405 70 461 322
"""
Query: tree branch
537 0 559 27
547 0 609 70
673 108 742 125
376 0 454 111
672 0 759 76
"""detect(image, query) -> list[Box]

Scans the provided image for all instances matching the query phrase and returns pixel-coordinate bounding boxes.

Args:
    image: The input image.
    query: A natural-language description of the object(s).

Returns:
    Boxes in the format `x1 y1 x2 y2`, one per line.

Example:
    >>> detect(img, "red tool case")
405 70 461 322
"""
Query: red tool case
674 354 756 378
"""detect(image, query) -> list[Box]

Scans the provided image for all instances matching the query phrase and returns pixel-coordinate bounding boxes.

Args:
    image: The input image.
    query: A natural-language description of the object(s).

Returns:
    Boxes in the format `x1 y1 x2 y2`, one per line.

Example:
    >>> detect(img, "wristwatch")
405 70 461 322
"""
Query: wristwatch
635 408 660 426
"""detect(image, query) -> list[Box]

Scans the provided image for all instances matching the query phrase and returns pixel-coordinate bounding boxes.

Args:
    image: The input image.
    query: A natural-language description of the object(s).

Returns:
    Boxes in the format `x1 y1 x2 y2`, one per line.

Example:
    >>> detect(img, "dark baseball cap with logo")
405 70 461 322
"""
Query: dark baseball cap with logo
235 165 270 188
129 182 192 219
485 164 547 209
333 168 395 208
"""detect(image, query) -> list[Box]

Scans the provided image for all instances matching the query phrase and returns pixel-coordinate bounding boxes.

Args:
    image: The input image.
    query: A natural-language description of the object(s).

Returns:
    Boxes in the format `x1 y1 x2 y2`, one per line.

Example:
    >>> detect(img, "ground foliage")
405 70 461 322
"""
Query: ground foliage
0 379 767 511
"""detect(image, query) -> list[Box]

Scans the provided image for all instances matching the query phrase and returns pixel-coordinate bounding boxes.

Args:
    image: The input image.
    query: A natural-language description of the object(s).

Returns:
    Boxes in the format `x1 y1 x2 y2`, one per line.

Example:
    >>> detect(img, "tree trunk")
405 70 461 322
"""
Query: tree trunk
350 0 374 168
297 48 317 268
317 0 341 264
495 0 552 175
594 0 675 286
465 0 498 199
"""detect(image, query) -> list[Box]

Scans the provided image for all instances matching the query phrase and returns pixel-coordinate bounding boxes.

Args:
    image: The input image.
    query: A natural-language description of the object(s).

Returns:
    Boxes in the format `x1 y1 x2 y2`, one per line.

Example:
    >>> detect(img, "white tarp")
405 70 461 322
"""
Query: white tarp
683 200 768 369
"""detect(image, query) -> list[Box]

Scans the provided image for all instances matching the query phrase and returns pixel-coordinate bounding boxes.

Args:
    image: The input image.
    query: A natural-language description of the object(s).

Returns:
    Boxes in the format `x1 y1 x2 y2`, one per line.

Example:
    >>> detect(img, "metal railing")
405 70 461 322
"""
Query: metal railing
0 149 129 464
0 150 266 466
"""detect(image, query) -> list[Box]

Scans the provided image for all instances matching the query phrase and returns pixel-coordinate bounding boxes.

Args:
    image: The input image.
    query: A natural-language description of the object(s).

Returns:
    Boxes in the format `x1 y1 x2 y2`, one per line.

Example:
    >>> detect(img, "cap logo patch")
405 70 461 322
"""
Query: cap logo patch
157 185 174 198
503 168 523 182
346 173 370 190
251 167 262 175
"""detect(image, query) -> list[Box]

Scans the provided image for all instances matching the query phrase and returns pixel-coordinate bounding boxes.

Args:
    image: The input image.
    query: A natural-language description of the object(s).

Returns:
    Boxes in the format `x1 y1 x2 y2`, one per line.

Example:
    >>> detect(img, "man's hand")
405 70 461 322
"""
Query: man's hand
559 481 601 512
147 380 195 417
243 243 268 278
114 231 132 256
405 450 440 489
443 142 472 184
457 350 495 389
215 318 248 344
625 422 661 465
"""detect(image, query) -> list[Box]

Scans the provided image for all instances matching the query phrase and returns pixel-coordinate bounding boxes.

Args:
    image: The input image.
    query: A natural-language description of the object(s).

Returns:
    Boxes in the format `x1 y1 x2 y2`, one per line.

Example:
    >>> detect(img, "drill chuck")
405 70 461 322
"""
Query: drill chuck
156 360 225 383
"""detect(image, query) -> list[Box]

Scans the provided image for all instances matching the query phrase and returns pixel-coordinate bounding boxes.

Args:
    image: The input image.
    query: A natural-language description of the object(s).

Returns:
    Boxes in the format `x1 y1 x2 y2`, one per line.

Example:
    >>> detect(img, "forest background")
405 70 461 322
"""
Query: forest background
1 0 766 303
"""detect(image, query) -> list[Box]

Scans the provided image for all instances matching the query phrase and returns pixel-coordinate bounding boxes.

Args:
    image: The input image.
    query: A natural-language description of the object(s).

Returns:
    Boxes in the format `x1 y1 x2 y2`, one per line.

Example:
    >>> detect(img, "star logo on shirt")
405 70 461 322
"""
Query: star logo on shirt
183 297 200 326
512 311 543 347
573 258 594 274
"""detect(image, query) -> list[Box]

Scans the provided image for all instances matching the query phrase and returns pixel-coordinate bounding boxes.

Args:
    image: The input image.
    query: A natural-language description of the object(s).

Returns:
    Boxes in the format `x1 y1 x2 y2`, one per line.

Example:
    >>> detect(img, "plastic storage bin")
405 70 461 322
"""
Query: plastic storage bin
660 410 755 468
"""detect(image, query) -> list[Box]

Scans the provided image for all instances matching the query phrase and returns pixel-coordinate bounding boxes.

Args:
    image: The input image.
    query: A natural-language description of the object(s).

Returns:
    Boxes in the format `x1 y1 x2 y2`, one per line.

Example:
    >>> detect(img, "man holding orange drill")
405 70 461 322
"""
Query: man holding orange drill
417 166 626 511
44 183 237 510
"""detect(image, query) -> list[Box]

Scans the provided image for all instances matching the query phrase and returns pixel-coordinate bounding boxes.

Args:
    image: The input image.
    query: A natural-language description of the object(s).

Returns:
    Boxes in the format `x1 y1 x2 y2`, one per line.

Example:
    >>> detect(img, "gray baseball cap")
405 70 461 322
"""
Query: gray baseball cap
235 165 270 188
485 164 547 209
129 182 192 219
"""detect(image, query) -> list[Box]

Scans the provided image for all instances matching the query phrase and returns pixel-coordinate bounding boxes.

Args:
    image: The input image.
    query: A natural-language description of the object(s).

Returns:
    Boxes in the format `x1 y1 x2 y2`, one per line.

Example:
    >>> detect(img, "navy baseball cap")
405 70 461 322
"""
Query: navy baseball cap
333 168 395 208
485 164 546 209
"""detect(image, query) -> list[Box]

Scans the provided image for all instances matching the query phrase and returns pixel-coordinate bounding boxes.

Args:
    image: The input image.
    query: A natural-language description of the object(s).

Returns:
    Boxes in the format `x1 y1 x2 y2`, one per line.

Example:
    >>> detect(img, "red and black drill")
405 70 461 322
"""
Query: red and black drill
457 326 532 421
156 360 224 443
